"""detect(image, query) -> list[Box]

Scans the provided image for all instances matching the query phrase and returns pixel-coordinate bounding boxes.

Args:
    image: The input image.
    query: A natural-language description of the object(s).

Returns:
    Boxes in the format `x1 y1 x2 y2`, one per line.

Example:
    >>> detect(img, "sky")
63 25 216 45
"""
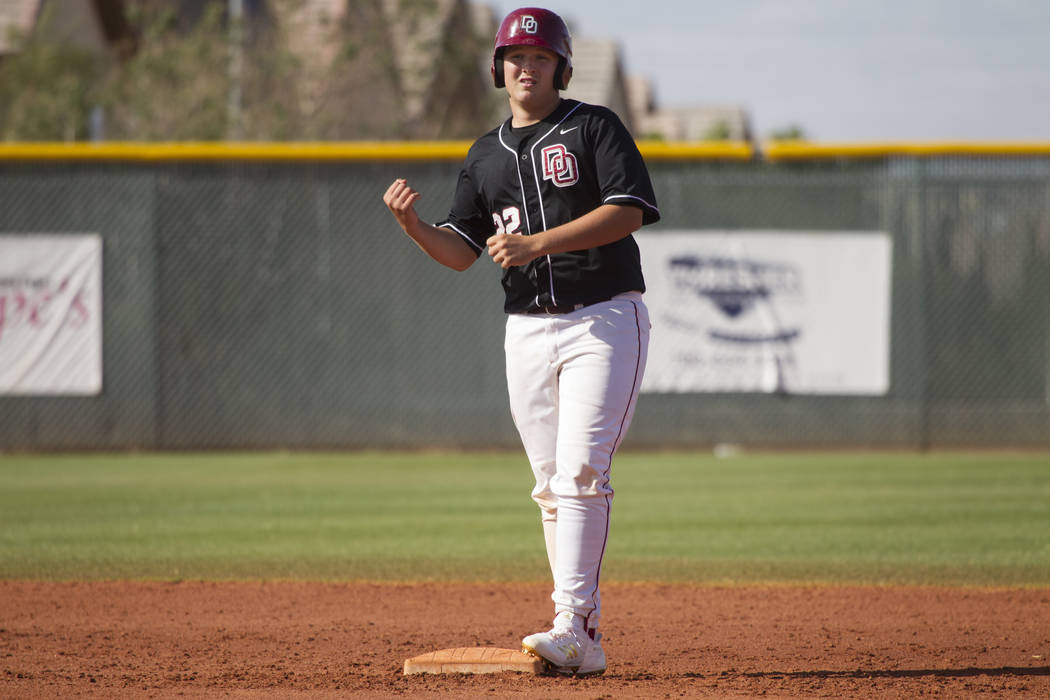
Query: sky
487 1 1050 142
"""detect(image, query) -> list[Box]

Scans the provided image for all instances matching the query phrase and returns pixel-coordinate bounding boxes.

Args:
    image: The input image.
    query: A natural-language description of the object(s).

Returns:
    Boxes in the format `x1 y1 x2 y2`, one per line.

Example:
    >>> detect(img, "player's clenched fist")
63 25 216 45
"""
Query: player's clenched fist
486 232 541 269
383 178 421 232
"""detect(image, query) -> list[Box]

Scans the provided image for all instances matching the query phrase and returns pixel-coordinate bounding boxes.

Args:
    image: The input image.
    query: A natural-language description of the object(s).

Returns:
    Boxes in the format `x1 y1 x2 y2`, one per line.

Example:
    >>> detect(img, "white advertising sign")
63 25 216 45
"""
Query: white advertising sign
637 231 892 395
0 235 103 395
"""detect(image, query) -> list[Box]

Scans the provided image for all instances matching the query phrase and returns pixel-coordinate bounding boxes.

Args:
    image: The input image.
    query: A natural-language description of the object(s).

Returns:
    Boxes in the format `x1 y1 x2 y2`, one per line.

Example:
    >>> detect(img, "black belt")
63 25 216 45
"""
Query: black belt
525 297 611 315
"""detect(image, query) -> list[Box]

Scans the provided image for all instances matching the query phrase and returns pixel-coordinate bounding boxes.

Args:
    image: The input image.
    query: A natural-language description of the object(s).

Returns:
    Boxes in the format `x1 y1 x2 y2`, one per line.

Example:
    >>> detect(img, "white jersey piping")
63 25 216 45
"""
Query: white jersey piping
497 124 533 241
529 100 584 306
603 193 660 216
438 222 484 252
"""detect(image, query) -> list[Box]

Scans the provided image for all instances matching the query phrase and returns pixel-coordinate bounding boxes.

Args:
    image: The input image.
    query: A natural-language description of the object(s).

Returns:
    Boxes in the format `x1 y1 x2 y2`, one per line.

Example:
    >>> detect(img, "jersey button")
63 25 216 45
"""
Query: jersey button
521 154 528 161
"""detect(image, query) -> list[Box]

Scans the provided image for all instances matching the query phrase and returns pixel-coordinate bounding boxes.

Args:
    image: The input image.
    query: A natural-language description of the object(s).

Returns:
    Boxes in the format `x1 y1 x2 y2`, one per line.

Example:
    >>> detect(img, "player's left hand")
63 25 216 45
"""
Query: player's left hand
486 233 541 269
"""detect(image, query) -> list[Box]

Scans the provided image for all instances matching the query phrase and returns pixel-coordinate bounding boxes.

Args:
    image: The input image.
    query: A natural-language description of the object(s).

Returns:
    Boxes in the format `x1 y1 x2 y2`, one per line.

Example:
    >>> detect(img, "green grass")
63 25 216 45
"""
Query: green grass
1 451 1048 585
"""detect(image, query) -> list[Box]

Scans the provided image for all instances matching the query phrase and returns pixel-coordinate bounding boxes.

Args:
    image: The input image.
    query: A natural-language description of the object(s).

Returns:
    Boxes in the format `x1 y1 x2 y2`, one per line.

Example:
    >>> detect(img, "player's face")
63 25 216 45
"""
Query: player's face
503 45 560 104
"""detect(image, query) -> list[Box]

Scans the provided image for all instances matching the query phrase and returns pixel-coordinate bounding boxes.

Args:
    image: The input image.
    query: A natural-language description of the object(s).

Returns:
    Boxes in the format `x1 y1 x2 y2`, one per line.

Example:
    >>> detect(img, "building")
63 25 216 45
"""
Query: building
255 0 496 138
0 0 130 60
627 75 754 142
560 38 634 132
501 15 754 143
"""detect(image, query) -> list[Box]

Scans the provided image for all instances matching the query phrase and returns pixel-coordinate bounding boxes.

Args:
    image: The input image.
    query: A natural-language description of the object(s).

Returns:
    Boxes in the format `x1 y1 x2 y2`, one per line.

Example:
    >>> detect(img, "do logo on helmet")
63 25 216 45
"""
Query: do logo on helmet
520 15 538 34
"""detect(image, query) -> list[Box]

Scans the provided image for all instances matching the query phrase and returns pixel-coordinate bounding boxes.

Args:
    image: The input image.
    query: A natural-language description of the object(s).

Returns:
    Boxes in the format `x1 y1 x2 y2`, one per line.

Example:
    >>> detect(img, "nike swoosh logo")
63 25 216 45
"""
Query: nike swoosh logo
560 126 579 134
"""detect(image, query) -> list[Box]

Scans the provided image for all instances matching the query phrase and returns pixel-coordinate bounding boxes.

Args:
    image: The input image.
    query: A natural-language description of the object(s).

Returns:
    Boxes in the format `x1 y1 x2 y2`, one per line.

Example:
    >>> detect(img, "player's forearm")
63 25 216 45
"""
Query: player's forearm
532 204 643 256
402 220 477 271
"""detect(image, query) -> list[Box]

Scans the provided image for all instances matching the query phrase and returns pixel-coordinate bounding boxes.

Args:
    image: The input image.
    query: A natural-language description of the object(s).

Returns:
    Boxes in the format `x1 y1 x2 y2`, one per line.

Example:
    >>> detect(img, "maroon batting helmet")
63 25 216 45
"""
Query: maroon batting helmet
491 7 573 90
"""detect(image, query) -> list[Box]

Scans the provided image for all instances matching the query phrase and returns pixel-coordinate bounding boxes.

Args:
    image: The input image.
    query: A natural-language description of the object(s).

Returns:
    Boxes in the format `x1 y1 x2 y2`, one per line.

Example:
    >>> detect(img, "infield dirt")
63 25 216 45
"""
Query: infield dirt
2 580 1048 698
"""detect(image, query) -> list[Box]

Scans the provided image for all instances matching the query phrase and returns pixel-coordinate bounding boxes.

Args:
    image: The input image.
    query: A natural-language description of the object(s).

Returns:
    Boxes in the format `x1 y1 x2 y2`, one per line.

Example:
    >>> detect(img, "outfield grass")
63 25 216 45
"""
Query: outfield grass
1 451 1048 585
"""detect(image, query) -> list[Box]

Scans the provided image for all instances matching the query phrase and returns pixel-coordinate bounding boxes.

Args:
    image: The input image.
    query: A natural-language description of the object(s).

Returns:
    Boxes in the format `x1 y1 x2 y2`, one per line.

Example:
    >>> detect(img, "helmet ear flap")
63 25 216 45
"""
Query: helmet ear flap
492 58 505 88
554 56 569 91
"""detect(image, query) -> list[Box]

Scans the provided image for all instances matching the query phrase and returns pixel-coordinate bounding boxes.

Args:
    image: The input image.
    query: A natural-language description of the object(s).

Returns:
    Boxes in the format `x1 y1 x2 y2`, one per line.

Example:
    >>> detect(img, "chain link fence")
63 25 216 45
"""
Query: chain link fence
1 152 1048 450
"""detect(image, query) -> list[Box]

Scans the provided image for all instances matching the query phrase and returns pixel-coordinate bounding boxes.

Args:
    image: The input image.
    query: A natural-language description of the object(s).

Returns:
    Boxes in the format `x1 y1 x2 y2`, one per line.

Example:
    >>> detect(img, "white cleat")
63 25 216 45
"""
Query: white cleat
573 632 606 677
522 611 606 677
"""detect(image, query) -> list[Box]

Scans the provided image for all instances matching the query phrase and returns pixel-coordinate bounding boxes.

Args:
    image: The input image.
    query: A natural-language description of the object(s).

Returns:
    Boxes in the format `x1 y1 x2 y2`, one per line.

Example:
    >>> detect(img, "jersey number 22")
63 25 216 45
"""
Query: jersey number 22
492 207 522 235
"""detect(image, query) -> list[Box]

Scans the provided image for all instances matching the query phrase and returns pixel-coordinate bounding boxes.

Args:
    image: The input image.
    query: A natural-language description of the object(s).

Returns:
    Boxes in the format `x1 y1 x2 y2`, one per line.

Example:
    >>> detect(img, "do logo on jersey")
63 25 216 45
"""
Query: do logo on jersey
519 15 538 33
541 144 579 187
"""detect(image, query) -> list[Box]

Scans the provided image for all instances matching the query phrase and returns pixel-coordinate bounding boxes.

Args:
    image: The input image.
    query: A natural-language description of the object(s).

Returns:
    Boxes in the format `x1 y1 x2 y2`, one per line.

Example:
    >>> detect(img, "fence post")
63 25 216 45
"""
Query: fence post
916 157 931 451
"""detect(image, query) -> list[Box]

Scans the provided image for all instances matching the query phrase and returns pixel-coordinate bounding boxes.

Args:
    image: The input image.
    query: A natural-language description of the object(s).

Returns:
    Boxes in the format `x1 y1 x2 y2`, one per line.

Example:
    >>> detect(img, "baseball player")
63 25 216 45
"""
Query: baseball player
382 6 659 677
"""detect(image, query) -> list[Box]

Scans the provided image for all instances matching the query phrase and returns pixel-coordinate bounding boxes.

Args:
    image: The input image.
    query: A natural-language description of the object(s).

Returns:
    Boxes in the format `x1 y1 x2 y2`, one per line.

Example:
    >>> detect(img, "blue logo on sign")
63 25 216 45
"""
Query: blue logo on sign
668 255 802 344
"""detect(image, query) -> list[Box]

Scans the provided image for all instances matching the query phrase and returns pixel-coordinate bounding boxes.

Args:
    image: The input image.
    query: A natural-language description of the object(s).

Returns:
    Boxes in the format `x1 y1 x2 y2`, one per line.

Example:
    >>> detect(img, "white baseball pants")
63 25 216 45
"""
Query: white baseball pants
504 291 649 631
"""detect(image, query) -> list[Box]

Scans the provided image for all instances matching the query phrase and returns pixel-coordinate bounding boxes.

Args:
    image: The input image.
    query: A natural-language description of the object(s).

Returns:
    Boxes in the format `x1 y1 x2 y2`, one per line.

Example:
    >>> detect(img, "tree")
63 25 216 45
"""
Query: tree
0 0 493 142
768 124 807 141
703 120 731 141
101 4 232 140
283 0 405 140
0 3 106 141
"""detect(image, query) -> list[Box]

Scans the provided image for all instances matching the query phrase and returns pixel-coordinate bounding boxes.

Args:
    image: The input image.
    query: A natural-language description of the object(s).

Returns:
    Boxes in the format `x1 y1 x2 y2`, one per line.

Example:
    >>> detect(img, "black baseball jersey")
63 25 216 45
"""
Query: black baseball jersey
438 99 660 313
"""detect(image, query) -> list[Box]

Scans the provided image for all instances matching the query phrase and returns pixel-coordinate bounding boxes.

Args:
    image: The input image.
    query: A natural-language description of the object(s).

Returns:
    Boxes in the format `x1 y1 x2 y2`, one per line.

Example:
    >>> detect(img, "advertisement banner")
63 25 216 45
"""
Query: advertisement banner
0 235 103 395
636 230 892 395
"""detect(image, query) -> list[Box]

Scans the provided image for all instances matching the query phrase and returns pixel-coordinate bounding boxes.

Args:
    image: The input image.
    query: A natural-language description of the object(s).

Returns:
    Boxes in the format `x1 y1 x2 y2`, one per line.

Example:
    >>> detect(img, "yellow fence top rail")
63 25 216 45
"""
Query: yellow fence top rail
639 141 754 160
763 141 1050 160
0 141 474 161
0 140 754 162
2 141 1050 162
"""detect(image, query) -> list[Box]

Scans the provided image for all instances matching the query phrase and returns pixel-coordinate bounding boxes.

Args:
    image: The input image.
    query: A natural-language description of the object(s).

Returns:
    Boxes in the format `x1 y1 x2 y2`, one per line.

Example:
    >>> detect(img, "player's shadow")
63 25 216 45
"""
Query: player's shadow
702 666 1050 680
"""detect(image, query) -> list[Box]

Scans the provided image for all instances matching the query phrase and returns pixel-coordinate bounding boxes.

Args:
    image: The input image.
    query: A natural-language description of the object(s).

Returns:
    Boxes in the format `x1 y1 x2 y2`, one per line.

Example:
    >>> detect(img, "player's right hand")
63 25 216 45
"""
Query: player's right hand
383 179 422 232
